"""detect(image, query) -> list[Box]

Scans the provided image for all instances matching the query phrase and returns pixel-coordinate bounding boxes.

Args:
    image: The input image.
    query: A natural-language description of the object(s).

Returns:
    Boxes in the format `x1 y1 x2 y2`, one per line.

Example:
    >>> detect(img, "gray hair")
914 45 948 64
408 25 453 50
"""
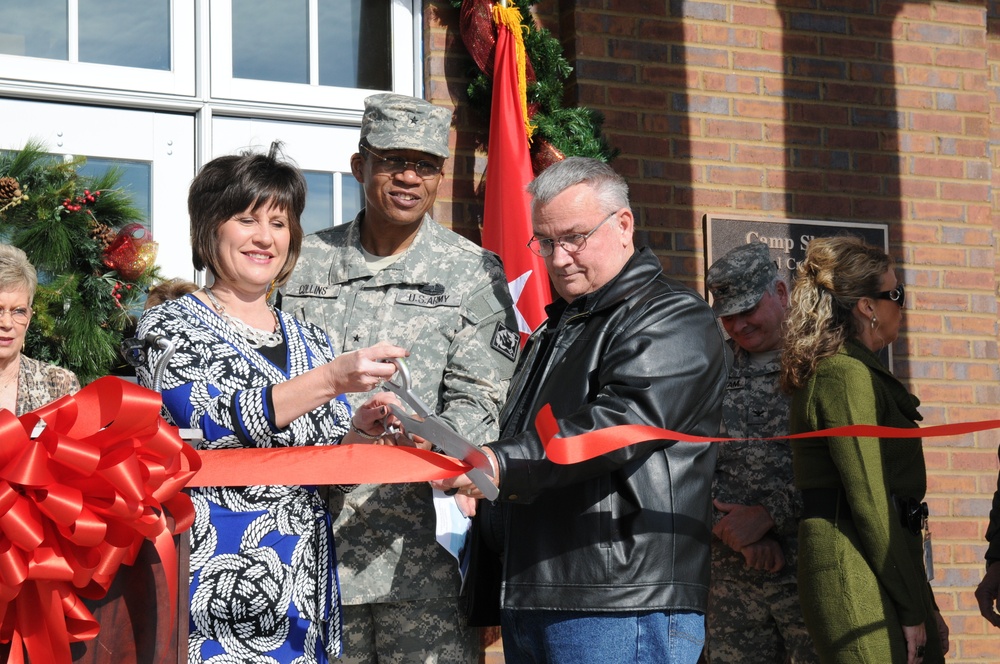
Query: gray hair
0 244 37 303
527 157 629 216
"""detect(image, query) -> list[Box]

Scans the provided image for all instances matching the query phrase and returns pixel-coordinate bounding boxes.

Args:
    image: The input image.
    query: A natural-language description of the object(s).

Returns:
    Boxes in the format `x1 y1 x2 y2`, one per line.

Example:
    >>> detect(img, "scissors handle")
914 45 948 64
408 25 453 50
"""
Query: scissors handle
383 365 500 501
385 357 433 418
385 357 412 392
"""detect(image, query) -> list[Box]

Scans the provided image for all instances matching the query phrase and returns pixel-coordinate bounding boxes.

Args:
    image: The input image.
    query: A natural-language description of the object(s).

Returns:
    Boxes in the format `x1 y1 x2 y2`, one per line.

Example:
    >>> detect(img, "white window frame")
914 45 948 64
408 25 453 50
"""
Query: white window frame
209 0 417 111
0 0 425 279
0 0 196 97
212 116 362 228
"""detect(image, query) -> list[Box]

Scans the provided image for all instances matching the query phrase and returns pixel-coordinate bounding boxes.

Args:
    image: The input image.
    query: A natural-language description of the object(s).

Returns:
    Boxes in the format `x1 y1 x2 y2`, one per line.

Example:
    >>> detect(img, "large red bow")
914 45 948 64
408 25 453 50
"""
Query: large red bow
0 377 199 664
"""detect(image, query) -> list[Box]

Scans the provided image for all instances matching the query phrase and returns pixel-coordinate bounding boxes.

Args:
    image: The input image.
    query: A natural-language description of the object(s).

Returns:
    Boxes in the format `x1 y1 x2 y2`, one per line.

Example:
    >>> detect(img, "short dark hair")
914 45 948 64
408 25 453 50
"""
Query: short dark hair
188 141 306 288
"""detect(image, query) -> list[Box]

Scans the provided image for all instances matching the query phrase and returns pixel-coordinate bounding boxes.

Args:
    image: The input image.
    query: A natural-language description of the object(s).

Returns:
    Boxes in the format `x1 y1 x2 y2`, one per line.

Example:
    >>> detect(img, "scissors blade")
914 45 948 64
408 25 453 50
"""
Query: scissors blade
388 405 499 501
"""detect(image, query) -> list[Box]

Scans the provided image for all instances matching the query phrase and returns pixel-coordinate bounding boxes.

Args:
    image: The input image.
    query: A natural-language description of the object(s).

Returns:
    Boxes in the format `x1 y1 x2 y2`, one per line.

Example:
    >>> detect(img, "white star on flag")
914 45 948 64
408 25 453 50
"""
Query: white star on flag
508 270 533 334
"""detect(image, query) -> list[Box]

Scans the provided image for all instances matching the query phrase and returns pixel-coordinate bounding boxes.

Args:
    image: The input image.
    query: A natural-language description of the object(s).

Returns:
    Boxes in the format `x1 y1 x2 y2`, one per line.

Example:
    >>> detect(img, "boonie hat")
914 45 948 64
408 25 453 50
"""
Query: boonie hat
360 93 452 159
706 242 777 318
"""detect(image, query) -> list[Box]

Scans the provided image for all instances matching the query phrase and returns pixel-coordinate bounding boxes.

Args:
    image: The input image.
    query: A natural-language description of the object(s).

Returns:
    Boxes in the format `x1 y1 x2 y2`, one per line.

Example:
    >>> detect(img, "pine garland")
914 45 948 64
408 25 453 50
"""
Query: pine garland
452 0 617 162
0 140 160 384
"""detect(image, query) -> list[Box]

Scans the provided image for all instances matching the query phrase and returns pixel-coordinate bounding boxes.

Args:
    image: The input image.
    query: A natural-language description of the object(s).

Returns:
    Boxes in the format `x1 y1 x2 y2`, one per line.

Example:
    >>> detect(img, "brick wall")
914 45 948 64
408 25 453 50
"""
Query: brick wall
426 0 1000 660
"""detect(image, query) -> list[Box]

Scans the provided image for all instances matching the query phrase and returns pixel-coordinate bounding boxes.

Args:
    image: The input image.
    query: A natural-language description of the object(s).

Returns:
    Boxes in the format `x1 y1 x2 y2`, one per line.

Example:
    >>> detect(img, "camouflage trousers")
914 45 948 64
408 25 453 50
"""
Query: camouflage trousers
706 574 819 664
336 596 478 664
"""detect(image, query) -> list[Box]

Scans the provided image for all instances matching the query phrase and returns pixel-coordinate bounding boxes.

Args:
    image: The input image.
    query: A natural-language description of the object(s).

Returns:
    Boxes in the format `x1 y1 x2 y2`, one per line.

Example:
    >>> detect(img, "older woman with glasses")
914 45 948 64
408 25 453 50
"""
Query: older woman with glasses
0 243 80 414
780 236 946 664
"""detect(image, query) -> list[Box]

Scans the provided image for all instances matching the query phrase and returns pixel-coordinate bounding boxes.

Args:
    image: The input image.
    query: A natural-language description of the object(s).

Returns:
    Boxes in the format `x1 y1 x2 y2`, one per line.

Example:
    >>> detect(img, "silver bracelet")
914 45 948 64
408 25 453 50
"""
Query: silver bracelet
350 420 382 440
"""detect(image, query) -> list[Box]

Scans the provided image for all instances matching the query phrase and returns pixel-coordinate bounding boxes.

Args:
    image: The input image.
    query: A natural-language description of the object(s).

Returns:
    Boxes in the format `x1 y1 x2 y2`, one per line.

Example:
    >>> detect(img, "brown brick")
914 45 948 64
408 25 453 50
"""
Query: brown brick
677 139 732 160
705 119 764 140
702 72 762 95
920 384 976 404
793 193 853 217
936 48 987 69
733 51 785 75
778 171 825 191
945 317 999 337
949 137 989 158
735 190 786 211
733 98 785 118
928 474 979 493
934 4 986 27
705 165 763 186
640 65 688 87
734 145 784 165
931 519 985 539
943 271 996 290
731 5 781 28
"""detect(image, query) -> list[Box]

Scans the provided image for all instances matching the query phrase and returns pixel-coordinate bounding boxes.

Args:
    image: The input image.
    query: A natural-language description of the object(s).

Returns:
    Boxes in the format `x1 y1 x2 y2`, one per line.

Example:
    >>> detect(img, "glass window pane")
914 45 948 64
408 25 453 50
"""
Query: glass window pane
0 0 68 60
318 0 391 90
79 0 170 70
341 176 363 225
233 0 308 84
78 158 152 224
302 171 333 235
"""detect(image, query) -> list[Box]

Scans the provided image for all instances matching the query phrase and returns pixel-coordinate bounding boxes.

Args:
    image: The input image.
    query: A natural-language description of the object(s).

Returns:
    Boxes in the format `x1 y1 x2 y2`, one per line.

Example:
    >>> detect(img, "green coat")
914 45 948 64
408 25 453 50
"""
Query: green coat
790 339 942 663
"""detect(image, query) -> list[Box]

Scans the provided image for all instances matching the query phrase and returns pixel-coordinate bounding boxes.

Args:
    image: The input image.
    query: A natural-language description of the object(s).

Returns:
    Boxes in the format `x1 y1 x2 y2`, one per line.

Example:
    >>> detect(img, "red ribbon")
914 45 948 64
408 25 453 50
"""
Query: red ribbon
190 445 473 488
535 403 1000 465
0 377 200 664
20 378 992 662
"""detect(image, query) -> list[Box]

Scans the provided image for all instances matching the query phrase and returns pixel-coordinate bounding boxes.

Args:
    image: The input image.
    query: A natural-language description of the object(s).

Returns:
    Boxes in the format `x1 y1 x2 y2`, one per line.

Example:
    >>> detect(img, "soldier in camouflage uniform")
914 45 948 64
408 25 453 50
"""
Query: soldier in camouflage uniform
281 93 518 663
704 242 818 664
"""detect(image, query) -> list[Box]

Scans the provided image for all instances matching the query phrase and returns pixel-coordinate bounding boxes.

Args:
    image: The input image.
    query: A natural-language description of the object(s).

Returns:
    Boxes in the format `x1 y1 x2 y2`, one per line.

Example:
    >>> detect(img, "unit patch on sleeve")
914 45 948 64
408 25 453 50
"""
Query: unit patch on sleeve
490 322 520 362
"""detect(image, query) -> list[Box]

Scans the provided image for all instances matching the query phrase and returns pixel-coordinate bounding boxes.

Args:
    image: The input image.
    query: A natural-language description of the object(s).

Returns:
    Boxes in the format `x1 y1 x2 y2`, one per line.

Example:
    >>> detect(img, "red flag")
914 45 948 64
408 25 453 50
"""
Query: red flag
481 3 551 343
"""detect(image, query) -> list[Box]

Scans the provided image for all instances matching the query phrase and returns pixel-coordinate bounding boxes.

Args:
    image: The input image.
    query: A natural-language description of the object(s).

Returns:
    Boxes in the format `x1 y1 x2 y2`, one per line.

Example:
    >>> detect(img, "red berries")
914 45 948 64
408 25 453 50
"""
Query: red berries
61 189 101 214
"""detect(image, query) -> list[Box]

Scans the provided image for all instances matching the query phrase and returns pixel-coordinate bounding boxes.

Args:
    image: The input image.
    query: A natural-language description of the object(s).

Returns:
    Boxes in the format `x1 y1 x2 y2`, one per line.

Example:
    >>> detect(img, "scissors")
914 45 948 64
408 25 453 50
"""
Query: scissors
383 358 499 501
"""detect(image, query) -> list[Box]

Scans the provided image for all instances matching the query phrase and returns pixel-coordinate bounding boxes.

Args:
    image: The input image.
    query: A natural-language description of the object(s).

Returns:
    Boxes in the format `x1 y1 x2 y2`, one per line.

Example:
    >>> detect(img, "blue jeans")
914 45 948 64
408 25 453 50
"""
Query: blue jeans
500 608 705 664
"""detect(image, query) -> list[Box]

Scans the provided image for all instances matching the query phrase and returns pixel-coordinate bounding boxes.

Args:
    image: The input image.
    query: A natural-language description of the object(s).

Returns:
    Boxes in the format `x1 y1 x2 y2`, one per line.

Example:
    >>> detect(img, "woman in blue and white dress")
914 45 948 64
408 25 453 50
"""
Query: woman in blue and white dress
136 143 407 664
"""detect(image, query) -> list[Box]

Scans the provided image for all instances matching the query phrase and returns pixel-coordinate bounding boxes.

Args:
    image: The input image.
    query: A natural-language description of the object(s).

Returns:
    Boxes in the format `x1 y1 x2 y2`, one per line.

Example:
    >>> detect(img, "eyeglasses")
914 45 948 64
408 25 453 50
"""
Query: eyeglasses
527 210 620 258
361 145 443 179
0 306 31 325
872 284 905 308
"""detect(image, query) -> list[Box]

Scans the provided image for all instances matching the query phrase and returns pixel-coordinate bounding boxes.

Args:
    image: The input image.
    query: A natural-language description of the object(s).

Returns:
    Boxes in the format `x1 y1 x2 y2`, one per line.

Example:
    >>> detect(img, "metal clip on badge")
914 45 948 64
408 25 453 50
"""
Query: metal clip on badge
383 358 499 501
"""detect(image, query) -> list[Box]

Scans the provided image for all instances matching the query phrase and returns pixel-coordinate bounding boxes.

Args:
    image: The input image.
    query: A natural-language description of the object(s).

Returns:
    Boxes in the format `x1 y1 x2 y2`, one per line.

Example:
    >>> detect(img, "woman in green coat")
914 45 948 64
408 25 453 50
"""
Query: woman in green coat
780 236 947 664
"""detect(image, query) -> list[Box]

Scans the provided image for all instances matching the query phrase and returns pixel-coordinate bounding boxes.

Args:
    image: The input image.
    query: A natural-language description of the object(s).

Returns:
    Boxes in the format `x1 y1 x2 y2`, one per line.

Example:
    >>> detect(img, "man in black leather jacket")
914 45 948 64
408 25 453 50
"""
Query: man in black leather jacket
437 157 731 663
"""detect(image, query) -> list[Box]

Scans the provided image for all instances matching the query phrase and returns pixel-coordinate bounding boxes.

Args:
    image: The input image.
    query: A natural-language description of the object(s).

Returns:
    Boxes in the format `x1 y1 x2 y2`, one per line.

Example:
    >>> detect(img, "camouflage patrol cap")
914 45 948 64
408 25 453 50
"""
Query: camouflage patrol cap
706 242 777 317
360 93 452 159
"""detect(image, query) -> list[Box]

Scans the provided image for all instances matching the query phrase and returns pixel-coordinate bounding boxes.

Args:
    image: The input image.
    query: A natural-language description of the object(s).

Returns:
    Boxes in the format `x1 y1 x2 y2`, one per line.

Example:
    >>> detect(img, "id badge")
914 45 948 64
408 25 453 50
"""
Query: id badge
923 530 934 581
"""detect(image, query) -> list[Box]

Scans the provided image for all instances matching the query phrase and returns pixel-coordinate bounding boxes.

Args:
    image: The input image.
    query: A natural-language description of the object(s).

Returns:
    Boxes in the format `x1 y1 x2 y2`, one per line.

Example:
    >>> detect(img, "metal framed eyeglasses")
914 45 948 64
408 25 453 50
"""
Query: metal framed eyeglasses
0 307 31 325
872 284 905 308
361 145 443 179
527 210 619 258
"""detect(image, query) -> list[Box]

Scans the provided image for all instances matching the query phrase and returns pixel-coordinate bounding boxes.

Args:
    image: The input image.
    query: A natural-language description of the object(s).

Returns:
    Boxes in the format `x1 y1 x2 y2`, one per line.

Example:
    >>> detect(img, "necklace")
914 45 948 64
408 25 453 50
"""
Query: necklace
203 286 283 349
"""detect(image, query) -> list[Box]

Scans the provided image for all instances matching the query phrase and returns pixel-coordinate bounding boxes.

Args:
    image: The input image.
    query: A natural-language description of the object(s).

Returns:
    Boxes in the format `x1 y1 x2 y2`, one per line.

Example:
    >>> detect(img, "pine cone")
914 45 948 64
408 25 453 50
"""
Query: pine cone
89 221 118 252
0 176 22 201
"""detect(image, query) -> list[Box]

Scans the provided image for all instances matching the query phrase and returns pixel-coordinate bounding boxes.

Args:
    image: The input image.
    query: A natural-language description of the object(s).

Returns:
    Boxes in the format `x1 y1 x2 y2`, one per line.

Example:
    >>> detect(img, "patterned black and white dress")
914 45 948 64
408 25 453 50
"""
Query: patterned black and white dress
135 293 350 664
